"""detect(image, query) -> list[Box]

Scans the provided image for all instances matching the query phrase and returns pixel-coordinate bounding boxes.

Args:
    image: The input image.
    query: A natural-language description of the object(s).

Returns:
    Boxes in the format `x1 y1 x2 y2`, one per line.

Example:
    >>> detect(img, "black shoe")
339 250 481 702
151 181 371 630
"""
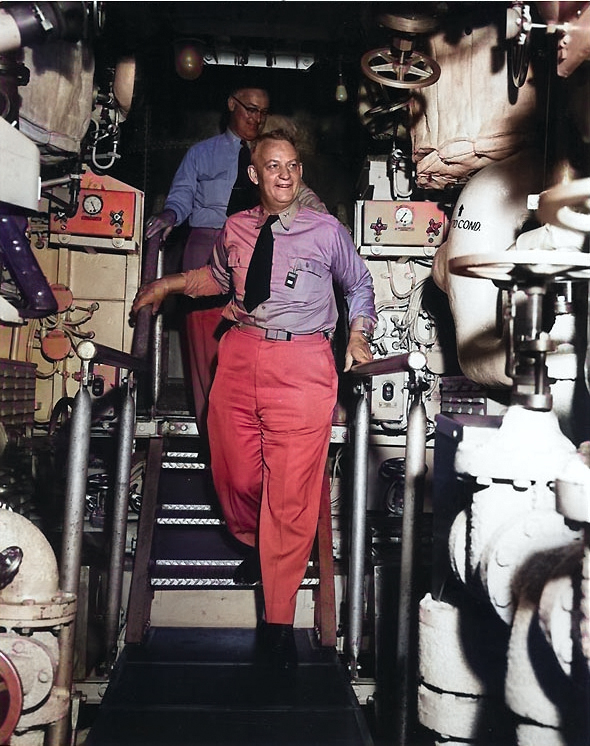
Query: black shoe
232 550 261 585
257 621 298 671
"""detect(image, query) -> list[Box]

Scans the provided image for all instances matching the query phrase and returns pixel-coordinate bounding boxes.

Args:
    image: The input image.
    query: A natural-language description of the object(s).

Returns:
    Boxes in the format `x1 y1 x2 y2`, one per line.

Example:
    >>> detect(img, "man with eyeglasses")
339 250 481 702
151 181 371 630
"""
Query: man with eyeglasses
144 86 326 442
143 87 269 440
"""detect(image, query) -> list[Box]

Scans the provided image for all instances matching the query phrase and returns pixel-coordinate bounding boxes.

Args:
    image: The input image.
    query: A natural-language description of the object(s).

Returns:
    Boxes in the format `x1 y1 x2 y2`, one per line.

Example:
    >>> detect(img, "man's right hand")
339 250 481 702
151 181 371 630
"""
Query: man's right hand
145 209 177 241
132 278 171 317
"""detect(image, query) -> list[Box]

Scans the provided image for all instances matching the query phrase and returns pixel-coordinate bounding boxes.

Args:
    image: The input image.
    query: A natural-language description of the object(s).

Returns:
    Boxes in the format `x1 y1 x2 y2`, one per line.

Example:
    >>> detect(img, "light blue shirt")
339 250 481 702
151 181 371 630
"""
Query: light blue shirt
164 129 242 229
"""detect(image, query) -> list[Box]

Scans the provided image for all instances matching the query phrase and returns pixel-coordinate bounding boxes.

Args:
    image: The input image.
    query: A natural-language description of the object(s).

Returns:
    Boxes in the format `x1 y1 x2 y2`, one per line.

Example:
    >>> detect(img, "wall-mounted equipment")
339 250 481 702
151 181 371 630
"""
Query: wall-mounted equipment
48 171 143 253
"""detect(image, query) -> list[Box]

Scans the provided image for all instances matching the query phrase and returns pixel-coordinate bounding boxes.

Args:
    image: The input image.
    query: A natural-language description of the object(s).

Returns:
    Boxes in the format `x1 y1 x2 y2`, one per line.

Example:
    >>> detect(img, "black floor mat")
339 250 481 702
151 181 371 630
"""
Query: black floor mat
87 627 374 746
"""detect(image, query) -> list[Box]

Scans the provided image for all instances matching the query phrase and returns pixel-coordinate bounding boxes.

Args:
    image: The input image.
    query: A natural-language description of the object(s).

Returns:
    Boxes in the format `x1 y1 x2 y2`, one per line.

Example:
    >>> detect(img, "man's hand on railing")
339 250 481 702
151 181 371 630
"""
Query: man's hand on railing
132 278 172 317
344 330 373 372
144 209 177 241
131 273 189 323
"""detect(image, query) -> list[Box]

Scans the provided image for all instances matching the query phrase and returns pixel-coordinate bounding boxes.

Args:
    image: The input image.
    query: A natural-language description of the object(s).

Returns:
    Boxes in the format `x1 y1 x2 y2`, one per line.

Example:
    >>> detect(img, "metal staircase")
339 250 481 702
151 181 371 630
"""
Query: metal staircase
83 432 374 745
124 434 335 643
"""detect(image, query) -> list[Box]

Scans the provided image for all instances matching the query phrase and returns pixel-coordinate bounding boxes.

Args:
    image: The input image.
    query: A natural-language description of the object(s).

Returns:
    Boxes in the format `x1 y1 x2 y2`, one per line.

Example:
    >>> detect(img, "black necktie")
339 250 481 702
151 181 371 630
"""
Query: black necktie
243 214 279 312
226 140 259 216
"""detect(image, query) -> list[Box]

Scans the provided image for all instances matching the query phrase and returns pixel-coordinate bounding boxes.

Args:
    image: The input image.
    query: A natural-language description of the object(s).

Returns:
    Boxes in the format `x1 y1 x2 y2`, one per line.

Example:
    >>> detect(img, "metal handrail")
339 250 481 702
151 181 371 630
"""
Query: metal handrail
48 232 162 745
347 350 429 746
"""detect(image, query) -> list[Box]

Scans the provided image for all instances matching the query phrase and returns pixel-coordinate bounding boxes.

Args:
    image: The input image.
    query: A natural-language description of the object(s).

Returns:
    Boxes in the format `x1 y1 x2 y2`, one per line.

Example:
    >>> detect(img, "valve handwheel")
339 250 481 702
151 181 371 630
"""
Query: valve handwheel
361 47 441 90
0 650 22 744
537 179 590 234
449 250 590 284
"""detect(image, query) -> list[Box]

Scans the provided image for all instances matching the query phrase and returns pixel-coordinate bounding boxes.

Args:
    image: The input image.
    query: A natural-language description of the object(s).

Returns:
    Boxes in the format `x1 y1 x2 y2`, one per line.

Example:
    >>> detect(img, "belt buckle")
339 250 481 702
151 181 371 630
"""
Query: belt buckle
265 329 291 341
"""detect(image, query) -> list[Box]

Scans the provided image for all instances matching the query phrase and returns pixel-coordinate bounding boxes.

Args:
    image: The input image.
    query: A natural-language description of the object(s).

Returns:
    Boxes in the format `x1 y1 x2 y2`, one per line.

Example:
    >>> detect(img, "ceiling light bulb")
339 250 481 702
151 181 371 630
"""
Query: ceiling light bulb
335 73 348 102
175 41 204 80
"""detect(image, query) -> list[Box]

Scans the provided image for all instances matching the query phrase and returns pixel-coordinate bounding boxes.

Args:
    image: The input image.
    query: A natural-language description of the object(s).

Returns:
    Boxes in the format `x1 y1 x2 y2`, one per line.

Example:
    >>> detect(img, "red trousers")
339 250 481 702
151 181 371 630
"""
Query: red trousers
181 227 225 437
207 325 338 624
184 306 224 437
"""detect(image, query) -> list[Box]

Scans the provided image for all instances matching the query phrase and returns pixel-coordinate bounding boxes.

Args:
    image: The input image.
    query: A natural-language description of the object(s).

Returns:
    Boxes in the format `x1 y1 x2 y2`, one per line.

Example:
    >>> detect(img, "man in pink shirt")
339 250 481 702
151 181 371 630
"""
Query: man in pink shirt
133 130 376 671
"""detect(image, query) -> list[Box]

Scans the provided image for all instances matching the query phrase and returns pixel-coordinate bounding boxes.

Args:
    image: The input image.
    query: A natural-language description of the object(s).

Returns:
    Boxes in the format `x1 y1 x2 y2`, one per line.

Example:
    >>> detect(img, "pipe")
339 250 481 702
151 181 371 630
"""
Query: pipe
347 350 428 681
130 234 161 362
104 380 136 668
347 382 371 679
92 342 148 373
0 510 58 601
0 211 58 318
48 383 92 746
59 385 92 594
394 380 427 746
151 248 165 410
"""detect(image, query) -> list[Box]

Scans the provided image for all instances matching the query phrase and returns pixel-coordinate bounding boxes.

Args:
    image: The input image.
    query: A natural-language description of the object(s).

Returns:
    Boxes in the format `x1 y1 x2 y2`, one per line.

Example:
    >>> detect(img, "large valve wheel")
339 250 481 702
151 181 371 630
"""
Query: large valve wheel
449 250 590 284
537 179 590 234
361 47 441 90
0 649 22 744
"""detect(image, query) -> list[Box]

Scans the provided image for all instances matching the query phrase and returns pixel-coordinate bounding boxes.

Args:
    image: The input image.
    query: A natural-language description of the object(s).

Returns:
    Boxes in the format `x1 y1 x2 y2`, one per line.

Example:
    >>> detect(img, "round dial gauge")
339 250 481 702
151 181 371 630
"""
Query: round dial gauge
83 194 104 215
395 206 413 226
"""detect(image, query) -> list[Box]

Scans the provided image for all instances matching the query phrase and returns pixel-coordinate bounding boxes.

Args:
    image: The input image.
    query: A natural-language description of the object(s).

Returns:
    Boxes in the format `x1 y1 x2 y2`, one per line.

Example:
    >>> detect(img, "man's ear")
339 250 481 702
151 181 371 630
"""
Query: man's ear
247 164 259 185
227 96 236 113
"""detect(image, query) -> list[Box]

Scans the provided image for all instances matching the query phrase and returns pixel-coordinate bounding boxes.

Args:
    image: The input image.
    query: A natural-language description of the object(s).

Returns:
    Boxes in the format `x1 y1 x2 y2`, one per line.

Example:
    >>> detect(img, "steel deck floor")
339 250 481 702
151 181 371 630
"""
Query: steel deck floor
87 626 374 746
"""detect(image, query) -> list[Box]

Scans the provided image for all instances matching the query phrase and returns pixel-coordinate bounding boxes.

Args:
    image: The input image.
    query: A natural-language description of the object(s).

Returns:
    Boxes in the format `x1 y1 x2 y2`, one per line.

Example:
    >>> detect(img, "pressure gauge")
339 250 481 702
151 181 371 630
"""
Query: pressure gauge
82 194 104 215
395 205 413 227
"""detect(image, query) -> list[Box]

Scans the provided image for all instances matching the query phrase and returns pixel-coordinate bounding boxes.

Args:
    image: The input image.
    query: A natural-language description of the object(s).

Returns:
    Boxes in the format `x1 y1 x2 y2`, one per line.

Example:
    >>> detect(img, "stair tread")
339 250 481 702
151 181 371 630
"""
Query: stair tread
150 564 319 588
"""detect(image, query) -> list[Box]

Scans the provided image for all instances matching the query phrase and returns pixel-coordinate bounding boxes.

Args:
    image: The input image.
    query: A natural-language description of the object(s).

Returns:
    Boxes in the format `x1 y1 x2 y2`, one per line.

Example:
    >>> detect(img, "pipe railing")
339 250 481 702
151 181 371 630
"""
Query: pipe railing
348 350 429 746
47 232 162 745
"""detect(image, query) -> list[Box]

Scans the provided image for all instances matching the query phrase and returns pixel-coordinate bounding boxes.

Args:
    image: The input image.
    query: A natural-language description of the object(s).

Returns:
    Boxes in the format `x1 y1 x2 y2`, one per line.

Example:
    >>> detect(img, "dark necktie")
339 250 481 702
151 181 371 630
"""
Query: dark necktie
243 214 279 312
226 140 259 216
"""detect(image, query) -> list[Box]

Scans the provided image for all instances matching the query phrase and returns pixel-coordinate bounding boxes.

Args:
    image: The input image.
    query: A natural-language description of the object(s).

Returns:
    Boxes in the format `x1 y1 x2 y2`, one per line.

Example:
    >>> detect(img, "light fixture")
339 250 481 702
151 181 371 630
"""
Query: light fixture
335 57 348 102
202 47 316 70
174 39 204 80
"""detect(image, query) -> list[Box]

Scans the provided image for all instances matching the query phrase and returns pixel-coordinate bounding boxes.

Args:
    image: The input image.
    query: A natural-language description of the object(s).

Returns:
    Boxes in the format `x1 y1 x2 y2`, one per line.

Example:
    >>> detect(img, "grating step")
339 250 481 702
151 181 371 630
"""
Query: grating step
156 502 224 526
150 559 319 588
162 460 207 470
156 516 224 526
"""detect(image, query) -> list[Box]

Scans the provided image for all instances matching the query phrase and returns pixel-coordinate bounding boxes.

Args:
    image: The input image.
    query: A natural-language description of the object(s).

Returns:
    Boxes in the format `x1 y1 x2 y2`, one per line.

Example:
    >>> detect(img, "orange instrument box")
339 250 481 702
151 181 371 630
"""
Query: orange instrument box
53 189 136 239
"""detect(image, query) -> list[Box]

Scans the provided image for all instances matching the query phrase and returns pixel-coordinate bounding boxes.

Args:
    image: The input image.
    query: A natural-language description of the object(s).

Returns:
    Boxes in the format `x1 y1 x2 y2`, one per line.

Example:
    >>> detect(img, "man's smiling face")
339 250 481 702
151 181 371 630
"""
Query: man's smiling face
248 137 303 214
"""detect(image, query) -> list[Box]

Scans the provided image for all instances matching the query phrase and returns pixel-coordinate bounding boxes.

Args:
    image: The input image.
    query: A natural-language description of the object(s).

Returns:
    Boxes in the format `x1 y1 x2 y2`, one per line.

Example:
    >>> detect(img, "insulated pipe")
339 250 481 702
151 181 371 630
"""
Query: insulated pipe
394 374 428 746
104 379 135 668
0 510 59 602
59 384 92 595
48 381 92 746
347 382 371 679
0 212 58 318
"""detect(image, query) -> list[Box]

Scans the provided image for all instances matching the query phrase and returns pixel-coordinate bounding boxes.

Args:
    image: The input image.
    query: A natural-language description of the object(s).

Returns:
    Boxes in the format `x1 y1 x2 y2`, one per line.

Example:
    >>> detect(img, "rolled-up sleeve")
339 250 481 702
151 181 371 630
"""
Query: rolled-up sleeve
183 266 226 298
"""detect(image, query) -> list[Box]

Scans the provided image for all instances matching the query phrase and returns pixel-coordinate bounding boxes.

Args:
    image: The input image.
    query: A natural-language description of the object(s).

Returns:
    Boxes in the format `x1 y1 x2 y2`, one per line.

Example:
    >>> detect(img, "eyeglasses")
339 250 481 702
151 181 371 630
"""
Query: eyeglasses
231 96 269 118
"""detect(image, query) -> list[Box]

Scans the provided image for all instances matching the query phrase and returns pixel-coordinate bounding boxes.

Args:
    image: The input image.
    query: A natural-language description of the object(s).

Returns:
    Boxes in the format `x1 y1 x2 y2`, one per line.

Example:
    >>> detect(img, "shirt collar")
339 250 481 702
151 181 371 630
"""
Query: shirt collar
254 199 300 231
225 128 243 147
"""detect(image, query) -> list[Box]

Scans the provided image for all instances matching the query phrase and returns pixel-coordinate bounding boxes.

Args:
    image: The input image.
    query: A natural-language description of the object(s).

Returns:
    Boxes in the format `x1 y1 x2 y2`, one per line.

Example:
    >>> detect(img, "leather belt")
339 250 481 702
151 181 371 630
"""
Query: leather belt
236 325 330 342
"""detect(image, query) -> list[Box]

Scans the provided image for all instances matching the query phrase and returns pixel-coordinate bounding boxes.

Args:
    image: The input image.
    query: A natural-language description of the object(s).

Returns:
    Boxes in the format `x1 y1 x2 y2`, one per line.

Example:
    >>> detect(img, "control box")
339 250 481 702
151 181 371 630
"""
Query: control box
356 200 448 258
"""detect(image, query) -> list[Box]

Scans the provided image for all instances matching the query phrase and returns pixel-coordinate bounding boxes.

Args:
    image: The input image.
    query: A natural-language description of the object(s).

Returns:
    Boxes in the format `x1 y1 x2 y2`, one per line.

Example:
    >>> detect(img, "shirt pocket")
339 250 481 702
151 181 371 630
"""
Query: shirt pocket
200 171 231 208
286 257 328 297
